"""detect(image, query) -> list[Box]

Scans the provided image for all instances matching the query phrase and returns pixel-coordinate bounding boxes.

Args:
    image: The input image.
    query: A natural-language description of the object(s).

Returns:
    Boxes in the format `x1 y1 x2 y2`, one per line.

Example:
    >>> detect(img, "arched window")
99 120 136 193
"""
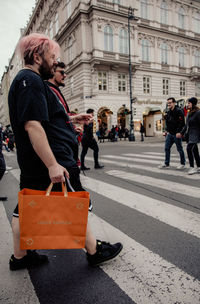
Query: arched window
179 47 186 67
119 28 128 54
195 50 200 66
142 39 150 61
55 13 59 34
179 7 185 29
104 25 113 52
194 12 200 34
68 37 73 62
160 1 168 25
141 0 148 19
161 42 169 64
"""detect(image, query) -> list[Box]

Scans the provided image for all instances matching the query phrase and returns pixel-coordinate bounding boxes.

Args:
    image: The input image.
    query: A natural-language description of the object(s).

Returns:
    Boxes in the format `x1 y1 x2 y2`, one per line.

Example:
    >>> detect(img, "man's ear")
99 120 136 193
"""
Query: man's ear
33 52 42 65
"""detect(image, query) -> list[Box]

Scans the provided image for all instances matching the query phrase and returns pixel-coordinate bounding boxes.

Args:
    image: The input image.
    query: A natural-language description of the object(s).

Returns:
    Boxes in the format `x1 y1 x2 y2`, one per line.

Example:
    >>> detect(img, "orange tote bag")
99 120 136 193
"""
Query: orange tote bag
18 182 89 250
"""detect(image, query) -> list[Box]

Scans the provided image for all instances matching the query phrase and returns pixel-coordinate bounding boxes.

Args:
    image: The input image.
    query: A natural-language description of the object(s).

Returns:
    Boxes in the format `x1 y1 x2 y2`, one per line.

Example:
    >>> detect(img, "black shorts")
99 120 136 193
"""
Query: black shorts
13 166 86 217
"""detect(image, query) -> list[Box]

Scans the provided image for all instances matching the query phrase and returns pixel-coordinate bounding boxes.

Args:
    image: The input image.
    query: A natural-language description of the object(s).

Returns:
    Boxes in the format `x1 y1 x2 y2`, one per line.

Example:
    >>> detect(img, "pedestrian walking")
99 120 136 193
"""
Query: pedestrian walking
176 97 200 175
158 97 186 169
140 123 145 141
8 33 122 271
81 109 104 170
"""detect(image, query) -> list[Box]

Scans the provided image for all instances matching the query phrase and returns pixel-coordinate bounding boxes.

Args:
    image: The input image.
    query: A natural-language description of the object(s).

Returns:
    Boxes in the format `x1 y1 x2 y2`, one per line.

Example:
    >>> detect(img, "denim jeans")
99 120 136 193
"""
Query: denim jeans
165 133 185 166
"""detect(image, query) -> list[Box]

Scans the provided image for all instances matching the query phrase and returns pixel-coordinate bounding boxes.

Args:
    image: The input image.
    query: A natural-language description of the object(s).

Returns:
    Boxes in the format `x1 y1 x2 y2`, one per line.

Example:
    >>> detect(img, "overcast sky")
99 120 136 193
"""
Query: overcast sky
0 0 36 79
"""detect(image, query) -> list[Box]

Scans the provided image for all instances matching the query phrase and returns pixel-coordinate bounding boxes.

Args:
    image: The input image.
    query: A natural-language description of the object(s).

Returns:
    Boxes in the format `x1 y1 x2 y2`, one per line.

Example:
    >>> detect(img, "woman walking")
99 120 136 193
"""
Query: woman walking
177 97 200 175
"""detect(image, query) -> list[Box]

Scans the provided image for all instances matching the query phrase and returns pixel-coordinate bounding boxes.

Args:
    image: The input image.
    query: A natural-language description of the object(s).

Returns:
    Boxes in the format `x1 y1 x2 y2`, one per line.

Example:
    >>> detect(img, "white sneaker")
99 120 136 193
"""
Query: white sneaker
158 164 170 169
188 168 198 175
6 166 12 170
197 167 200 173
176 164 185 170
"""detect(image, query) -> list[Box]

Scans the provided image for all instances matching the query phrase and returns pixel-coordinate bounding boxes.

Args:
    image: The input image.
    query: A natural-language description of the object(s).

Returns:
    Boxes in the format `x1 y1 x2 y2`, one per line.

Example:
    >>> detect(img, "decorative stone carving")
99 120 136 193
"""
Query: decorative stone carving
138 33 155 46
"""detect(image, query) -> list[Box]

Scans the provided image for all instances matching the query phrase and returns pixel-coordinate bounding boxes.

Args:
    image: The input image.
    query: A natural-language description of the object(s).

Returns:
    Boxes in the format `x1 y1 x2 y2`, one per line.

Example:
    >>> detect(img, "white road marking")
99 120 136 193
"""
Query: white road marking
89 213 200 304
106 169 200 199
81 175 200 238
123 153 180 161
0 204 39 304
143 152 177 156
86 157 199 180
102 155 179 166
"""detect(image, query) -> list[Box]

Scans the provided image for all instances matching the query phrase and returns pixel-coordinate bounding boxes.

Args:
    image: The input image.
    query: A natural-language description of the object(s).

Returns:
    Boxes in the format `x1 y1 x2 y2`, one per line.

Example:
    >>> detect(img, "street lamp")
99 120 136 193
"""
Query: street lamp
128 7 137 142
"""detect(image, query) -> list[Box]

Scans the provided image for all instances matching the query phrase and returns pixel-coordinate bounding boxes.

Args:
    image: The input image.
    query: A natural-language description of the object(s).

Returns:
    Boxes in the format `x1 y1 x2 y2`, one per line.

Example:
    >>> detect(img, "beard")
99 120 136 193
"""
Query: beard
55 79 65 87
39 58 54 80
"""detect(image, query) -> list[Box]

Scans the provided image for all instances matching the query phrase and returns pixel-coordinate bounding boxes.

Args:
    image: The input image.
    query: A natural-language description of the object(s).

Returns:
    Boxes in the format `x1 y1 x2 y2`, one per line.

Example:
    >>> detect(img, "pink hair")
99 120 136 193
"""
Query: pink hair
16 33 60 63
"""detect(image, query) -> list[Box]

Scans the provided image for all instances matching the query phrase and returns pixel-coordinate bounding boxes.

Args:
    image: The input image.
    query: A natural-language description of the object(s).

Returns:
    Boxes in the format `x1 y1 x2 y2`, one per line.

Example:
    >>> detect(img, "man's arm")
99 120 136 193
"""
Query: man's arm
70 113 93 125
25 121 69 183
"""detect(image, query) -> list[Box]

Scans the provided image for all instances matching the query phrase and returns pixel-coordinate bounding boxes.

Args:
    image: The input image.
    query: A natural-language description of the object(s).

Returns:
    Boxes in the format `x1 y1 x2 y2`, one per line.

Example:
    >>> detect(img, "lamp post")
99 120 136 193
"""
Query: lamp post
128 7 136 142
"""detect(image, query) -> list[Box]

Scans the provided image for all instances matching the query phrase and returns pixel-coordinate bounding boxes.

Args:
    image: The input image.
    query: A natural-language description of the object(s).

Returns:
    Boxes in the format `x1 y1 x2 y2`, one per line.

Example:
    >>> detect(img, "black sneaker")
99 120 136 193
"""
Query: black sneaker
9 250 48 271
86 240 123 267
94 165 104 169
81 166 90 171
0 196 7 201
89 200 93 212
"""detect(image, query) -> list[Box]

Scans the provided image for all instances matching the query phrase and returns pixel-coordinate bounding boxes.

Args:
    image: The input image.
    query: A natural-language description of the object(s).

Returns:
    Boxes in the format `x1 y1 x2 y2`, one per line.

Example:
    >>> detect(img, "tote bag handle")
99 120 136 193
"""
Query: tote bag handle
46 182 68 197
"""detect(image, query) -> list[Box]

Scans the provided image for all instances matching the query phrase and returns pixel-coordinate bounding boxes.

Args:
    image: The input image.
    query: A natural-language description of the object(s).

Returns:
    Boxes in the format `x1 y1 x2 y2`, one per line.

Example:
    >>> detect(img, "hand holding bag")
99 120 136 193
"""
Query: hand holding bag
19 182 89 250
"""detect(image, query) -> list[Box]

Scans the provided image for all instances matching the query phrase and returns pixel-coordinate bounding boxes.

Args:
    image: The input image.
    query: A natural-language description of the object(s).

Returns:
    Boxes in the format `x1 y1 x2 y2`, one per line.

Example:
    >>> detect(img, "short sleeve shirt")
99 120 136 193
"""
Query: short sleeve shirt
8 69 78 178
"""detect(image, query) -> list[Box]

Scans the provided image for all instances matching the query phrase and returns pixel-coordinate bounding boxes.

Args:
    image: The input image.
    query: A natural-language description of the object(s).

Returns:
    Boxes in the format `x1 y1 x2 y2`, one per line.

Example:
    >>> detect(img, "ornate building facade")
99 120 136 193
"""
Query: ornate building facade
0 0 200 135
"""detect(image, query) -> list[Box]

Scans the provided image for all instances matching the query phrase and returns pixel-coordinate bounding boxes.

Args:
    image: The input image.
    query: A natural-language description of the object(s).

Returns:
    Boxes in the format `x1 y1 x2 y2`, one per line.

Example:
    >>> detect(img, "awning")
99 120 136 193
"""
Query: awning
143 107 161 116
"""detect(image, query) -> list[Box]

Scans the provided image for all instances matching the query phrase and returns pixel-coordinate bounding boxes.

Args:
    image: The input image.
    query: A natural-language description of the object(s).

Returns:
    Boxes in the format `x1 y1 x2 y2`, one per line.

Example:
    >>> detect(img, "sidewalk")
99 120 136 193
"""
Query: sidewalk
97 135 165 146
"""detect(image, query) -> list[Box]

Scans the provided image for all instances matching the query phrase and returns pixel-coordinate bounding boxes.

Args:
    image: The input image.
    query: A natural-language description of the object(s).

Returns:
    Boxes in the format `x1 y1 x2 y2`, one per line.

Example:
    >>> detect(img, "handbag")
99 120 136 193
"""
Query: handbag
18 182 89 250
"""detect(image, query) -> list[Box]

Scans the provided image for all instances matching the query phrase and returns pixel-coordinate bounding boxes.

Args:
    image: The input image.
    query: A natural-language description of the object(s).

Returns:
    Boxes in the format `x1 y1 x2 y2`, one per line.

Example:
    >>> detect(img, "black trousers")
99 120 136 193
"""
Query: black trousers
81 138 99 167
187 143 200 167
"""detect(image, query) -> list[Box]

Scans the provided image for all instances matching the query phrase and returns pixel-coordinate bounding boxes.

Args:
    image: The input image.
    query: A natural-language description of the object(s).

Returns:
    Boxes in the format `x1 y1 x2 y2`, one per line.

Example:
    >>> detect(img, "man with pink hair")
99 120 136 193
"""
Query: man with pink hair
8 33 122 270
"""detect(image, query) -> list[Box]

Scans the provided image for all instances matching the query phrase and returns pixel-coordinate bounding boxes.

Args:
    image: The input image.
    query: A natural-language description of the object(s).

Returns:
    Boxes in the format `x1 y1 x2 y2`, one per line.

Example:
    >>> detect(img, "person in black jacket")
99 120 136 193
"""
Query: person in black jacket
177 97 200 175
158 97 186 169
81 109 104 170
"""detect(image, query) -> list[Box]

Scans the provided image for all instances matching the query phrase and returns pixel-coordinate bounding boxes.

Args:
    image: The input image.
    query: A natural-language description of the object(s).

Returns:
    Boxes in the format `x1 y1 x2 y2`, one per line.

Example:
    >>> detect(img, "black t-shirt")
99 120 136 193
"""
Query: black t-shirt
8 69 78 178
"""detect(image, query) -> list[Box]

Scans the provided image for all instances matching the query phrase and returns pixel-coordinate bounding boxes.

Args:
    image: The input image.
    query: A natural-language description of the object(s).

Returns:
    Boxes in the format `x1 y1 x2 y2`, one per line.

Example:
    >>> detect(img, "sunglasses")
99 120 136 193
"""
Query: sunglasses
56 70 67 76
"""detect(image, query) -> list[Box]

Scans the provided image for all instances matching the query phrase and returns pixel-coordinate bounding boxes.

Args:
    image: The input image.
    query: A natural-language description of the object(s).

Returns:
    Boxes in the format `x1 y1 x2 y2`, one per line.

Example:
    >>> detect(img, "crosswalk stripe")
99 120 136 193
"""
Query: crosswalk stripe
0 203 40 304
81 175 200 238
89 213 200 304
106 169 200 199
143 152 177 156
86 157 199 180
123 153 180 161
101 155 179 166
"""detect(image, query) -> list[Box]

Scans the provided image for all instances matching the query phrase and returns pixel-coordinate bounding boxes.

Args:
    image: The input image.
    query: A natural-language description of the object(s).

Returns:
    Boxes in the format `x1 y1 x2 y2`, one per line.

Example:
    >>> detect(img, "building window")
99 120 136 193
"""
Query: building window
142 39 150 62
55 13 59 34
119 28 128 54
70 76 74 95
49 21 53 39
180 80 186 96
67 0 71 18
143 76 151 94
195 50 200 66
104 26 113 52
161 42 169 64
195 82 200 97
98 72 107 91
179 7 185 29
163 78 169 95
194 12 200 34
141 0 148 19
179 47 186 67
118 74 126 92
68 37 73 62
161 1 168 25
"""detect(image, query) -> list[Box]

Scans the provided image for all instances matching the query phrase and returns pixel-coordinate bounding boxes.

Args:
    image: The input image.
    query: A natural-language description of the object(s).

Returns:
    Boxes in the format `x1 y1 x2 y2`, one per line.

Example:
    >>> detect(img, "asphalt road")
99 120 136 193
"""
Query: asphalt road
0 138 200 304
